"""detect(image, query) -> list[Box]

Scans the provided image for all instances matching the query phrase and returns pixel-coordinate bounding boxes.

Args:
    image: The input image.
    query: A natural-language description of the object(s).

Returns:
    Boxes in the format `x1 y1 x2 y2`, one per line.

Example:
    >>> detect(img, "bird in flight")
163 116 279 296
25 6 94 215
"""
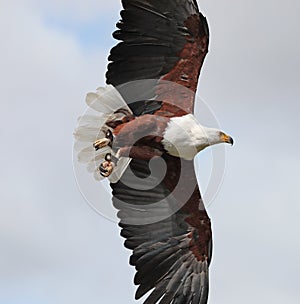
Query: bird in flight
74 1 233 303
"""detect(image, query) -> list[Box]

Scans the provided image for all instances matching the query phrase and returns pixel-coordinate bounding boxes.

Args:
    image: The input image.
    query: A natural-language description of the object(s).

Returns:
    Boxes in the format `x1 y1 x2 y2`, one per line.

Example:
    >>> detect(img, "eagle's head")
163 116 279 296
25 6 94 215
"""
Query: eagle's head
202 129 234 147
162 114 234 160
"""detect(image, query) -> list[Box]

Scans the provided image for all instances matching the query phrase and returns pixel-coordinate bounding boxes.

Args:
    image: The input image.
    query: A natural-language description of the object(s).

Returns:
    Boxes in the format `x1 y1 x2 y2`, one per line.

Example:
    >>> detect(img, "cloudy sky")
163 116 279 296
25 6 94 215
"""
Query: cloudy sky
1 0 299 303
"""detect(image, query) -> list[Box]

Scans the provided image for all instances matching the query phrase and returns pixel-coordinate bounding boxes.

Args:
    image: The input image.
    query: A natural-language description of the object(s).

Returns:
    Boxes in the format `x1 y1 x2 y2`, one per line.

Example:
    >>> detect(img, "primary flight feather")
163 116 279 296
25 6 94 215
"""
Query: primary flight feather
74 1 233 303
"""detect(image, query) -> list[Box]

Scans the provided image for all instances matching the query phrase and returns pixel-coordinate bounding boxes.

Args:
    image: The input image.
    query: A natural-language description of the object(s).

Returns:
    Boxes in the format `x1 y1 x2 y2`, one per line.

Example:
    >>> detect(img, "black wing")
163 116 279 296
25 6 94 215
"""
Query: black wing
111 156 212 304
106 0 209 115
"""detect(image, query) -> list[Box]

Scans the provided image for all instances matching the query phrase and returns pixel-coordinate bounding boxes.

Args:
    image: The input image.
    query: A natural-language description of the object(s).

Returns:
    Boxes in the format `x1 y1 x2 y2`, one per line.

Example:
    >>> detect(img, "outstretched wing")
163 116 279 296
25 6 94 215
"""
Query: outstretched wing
106 0 209 115
112 156 212 304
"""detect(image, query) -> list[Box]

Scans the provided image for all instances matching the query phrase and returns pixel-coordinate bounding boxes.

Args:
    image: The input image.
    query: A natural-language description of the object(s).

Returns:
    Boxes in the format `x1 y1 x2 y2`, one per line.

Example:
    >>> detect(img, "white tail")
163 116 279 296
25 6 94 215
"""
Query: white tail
73 85 132 183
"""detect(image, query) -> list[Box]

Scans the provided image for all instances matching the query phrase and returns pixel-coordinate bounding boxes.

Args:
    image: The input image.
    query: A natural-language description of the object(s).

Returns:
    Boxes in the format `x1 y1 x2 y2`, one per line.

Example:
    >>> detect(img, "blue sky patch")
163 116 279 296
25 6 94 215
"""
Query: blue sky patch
43 13 119 50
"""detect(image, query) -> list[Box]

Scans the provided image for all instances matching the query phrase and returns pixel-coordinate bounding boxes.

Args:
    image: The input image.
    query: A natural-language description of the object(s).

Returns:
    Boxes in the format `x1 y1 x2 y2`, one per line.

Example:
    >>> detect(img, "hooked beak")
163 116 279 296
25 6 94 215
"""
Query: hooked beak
221 133 234 146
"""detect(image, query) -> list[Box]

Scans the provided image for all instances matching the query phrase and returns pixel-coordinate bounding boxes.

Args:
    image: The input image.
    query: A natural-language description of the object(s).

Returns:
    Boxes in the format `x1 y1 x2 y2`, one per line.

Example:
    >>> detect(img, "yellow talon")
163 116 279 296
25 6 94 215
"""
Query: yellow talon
93 138 111 150
99 160 115 177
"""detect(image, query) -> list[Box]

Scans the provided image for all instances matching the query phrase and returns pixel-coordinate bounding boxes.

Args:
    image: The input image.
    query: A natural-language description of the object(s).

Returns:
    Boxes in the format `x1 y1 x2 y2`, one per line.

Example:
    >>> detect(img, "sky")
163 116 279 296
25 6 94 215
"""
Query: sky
1 0 300 303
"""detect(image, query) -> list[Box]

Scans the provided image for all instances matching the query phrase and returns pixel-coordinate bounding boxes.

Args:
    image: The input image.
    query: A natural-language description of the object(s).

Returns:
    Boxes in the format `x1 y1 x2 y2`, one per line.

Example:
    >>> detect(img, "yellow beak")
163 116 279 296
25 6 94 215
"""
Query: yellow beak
221 133 234 145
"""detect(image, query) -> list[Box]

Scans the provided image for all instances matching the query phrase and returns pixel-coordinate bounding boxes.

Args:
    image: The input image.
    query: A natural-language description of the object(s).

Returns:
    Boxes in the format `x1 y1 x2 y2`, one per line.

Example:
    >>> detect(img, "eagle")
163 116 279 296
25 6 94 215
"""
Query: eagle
74 1 233 303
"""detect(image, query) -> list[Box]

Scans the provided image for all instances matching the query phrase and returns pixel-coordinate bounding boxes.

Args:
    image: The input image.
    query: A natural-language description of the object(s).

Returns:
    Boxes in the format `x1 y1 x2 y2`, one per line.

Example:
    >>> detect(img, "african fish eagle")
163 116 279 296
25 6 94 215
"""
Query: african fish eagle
74 1 233 303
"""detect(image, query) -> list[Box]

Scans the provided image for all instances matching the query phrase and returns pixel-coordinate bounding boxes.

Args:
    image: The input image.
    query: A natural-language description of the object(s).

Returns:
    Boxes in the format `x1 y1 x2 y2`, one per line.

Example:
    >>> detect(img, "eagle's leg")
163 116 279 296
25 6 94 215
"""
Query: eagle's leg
93 129 113 151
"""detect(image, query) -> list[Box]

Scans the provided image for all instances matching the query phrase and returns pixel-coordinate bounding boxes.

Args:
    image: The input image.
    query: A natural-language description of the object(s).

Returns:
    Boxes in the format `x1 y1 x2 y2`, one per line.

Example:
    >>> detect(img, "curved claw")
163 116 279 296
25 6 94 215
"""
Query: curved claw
93 138 110 151
93 129 114 151
99 160 115 178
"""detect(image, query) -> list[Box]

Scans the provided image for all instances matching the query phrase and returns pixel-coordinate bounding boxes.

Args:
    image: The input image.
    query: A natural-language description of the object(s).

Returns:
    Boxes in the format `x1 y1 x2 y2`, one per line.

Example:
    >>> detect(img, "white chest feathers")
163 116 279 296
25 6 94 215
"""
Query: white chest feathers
161 114 220 160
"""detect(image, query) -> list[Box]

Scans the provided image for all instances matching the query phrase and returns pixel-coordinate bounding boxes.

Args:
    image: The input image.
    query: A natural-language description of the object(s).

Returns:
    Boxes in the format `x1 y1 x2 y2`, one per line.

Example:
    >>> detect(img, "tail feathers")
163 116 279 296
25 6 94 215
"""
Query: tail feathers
77 146 111 164
73 85 132 183
74 126 104 142
86 85 132 114
76 114 106 129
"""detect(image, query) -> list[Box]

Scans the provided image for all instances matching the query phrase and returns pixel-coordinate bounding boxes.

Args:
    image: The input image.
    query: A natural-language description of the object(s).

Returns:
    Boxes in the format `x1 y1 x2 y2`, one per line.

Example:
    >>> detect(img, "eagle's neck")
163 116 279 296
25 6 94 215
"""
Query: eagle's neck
162 114 221 160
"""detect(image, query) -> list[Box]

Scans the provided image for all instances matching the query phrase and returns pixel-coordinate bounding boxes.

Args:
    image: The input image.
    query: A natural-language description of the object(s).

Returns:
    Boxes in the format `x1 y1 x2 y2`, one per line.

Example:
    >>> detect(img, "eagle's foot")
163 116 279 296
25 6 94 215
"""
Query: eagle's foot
93 138 110 151
93 130 113 151
99 153 116 178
